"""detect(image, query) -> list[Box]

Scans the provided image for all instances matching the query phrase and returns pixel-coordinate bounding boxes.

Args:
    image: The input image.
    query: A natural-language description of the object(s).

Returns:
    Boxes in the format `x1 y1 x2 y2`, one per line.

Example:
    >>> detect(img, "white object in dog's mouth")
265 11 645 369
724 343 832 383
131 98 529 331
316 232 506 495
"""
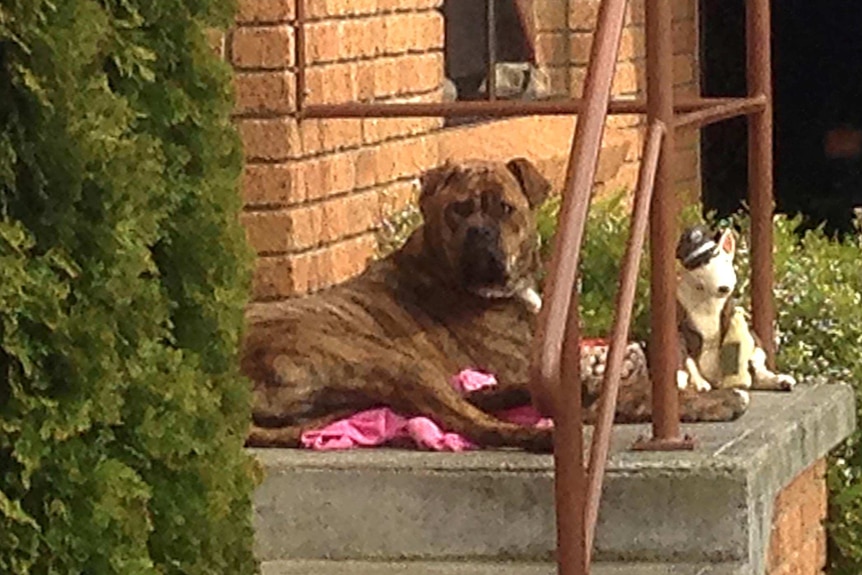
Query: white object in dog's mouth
473 286 515 299
472 285 543 314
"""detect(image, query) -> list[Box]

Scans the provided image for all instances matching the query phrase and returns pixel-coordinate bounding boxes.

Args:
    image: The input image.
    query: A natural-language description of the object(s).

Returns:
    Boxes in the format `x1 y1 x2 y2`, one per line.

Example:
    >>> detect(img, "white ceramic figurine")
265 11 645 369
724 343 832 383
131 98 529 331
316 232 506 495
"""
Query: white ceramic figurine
675 224 796 393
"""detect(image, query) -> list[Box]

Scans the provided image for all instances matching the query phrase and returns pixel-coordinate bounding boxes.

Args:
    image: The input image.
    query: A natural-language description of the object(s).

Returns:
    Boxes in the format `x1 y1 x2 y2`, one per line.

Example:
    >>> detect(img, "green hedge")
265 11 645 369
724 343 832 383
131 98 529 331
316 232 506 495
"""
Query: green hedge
537 196 862 574
751 216 862 575
1 1 258 573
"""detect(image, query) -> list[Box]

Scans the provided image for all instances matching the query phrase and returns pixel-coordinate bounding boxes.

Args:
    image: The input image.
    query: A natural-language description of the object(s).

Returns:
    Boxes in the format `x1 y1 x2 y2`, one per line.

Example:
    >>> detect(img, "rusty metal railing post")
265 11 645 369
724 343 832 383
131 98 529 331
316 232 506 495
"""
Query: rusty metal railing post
636 0 691 450
525 0 629 571
487 0 498 101
747 0 776 366
554 302 587 575
529 0 629 421
295 0 306 115
584 120 665 561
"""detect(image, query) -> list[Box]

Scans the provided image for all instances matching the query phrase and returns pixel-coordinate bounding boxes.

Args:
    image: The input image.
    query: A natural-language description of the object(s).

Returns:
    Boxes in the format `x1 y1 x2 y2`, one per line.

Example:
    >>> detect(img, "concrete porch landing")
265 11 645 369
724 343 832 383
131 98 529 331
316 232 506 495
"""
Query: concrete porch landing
251 382 855 575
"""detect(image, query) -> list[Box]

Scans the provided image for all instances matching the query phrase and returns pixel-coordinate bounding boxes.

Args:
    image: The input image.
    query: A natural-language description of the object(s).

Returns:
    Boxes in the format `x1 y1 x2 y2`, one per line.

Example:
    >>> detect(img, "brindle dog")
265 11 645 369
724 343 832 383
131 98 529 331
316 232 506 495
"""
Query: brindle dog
242 158 749 451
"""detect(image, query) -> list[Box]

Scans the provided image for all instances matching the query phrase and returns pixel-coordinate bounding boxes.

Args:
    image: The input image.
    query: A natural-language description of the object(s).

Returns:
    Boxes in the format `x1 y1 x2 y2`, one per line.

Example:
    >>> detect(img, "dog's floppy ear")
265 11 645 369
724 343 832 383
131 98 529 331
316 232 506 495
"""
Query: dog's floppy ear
419 162 457 217
507 157 551 209
718 228 736 257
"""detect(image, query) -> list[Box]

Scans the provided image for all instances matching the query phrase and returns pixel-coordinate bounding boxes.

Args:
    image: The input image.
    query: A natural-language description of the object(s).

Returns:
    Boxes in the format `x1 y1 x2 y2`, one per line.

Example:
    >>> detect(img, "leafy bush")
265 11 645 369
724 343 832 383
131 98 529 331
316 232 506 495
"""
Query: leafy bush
535 191 703 340
1 1 258 573
536 192 652 340
745 216 862 575
538 196 862 574
375 188 422 259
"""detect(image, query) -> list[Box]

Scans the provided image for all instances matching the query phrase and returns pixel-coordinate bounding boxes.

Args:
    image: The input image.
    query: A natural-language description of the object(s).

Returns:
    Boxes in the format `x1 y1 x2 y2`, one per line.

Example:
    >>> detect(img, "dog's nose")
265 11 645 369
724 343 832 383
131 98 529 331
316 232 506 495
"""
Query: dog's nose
461 226 507 286
466 226 496 243
717 285 731 296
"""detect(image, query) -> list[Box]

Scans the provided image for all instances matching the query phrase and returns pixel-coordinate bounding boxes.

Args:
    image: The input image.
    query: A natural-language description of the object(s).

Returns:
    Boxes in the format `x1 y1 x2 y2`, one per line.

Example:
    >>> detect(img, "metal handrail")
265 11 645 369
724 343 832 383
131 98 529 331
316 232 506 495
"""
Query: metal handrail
298 97 755 119
585 120 665 561
674 95 767 129
525 0 630 571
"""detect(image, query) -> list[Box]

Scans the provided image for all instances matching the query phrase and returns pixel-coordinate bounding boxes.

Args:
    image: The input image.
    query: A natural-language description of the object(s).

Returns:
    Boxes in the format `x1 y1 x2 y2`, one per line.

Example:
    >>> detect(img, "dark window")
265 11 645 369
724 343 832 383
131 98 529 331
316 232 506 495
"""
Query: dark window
701 0 862 235
442 0 550 117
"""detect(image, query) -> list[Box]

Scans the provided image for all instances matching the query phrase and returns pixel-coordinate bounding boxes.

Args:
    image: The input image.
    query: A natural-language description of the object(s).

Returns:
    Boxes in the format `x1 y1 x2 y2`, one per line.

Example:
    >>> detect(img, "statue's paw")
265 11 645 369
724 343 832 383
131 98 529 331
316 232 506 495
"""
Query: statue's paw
777 373 796 391
692 375 712 392
753 369 797 392
677 370 690 390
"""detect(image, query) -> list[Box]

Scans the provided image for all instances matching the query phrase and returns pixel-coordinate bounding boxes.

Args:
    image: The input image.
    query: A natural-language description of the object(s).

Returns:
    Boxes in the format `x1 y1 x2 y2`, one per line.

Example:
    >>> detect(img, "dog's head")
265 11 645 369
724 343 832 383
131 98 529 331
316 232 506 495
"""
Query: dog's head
676 225 737 299
418 158 551 299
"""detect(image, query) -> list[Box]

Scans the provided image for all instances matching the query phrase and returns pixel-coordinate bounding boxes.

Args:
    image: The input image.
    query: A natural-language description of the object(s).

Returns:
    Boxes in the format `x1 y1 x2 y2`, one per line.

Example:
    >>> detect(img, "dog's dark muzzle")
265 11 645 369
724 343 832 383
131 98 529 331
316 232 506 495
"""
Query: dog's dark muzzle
460 226 508 289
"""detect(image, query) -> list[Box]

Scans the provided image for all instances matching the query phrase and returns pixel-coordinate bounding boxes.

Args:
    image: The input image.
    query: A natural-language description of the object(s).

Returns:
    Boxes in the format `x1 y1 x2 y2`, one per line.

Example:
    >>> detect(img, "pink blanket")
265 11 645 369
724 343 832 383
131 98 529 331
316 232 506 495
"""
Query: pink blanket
300 369 553 451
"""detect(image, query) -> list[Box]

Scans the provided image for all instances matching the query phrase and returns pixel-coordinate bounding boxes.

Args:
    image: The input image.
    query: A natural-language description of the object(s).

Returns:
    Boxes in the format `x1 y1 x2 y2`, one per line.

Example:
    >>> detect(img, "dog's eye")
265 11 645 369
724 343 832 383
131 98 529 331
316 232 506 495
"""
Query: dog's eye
452 200 473 218
501 202 514 217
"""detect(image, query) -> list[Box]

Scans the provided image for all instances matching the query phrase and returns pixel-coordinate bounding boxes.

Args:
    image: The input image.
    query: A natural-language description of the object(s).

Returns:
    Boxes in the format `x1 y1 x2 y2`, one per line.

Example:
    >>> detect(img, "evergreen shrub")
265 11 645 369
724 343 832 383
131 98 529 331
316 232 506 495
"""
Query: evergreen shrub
0 0 258 572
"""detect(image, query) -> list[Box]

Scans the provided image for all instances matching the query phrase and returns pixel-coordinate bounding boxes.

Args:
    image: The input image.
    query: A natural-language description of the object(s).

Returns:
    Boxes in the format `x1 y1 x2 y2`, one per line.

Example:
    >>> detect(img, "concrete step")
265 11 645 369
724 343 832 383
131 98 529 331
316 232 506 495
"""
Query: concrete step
260 559 747 575
251 383 854 571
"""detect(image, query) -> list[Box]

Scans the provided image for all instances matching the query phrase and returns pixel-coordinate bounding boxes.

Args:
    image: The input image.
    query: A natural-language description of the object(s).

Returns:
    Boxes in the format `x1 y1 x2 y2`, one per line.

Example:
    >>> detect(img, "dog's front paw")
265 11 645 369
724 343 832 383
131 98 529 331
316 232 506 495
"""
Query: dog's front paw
517 287 542 314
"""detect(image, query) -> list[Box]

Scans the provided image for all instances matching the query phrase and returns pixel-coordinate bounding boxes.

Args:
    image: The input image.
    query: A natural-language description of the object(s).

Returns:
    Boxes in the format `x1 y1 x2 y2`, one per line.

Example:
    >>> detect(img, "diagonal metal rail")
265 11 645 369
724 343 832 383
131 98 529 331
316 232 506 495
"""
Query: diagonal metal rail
524 0 630 571
584 119 665 562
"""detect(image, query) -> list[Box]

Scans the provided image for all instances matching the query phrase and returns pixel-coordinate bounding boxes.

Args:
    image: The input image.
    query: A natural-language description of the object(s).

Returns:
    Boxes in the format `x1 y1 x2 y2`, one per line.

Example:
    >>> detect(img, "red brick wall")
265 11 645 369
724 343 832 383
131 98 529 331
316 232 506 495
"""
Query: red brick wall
766 459 828 575
526 0 573 95
227 0 704 304
567 0 701 200
231 0 442 301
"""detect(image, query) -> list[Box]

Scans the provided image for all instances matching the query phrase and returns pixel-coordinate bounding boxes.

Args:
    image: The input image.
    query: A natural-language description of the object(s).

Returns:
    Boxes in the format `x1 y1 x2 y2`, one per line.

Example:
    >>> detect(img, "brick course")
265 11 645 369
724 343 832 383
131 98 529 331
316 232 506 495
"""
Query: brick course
234 71 296 115
236 0 295 24
230 0 704 302
231 24 295 69
766 459 828 575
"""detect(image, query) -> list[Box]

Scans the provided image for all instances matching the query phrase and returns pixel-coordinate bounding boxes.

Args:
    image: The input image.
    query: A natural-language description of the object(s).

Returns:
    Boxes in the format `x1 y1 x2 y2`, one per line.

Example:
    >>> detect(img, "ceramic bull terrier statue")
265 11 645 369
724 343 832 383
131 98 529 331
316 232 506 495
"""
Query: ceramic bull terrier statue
675 224 797 394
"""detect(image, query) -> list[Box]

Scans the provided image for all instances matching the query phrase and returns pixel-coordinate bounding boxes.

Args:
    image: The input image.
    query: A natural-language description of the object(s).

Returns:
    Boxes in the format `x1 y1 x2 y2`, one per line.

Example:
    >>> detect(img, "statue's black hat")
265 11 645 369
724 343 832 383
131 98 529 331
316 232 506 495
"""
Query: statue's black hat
676 225 719 270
